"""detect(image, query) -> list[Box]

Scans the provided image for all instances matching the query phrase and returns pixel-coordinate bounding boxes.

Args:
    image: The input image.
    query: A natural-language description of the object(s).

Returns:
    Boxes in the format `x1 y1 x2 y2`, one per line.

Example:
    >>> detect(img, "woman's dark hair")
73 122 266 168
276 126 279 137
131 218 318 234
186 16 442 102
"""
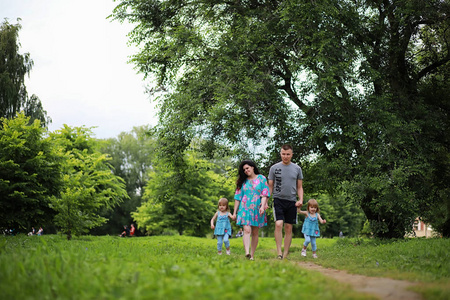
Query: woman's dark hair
236 160 261 190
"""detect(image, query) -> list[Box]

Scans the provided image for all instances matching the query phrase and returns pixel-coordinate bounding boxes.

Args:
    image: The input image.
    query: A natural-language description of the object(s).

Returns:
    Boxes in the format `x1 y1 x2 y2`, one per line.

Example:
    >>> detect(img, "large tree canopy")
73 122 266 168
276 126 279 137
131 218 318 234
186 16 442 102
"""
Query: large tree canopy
112 0 450 237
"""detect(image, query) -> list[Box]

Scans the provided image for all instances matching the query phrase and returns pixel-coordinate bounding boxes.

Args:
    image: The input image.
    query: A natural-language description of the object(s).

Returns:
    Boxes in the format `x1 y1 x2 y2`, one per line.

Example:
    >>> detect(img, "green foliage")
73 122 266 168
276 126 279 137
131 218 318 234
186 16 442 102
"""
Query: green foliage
0 20 50 127
134 149 235 236
49 125 129 240
93 125 157 235
111 0 450 238
0 114 61 231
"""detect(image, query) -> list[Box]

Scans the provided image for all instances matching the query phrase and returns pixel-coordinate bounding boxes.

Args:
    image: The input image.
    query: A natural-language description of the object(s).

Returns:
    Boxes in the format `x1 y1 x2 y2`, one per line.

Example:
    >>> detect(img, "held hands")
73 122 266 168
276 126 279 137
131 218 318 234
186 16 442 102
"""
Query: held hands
211 224 215 230
259 205 265 215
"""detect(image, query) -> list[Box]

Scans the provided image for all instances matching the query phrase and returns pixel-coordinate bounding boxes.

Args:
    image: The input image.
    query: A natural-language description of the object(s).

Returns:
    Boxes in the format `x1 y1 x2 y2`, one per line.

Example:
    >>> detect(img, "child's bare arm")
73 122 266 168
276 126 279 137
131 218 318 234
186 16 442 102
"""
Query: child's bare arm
210 212 218 229
297 208 308 216
318 213 327 224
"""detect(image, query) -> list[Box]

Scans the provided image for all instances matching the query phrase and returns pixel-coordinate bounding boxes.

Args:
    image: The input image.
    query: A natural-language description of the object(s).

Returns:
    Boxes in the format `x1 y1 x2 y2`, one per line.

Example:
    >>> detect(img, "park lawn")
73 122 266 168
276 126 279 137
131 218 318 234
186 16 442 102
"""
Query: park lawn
0 235 373 300
1 235 449 300
291 237 450 300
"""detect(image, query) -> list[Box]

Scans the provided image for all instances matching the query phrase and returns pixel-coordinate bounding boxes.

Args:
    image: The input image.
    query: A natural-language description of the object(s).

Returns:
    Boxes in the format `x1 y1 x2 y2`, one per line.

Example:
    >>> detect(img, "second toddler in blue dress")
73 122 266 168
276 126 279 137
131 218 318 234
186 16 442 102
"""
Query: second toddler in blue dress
298 199 327 258
210 198 233 255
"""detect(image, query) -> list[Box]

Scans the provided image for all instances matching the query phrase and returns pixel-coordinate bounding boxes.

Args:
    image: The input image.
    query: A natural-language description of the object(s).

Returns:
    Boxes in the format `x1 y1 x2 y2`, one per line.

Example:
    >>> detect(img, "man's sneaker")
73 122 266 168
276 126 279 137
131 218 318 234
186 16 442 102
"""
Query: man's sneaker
312 253 318 259
218 251 222 255
301 249 307 257
226 249 231 255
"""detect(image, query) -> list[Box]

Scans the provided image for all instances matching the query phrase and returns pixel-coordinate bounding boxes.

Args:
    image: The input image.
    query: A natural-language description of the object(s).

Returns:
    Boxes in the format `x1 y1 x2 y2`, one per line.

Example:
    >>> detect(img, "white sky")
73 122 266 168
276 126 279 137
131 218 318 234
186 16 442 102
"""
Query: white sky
1 0 158 139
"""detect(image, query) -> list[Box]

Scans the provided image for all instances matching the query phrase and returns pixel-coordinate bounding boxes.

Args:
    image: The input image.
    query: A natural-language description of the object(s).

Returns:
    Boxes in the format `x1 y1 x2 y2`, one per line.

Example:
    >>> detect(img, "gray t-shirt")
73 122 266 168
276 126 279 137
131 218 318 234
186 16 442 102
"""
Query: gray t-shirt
268 162 303 201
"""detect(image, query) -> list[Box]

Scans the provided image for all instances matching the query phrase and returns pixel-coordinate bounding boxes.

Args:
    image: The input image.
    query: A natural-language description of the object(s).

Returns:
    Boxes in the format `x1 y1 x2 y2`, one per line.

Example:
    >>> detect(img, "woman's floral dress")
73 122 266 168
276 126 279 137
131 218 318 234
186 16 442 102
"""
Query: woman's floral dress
234 174 270 228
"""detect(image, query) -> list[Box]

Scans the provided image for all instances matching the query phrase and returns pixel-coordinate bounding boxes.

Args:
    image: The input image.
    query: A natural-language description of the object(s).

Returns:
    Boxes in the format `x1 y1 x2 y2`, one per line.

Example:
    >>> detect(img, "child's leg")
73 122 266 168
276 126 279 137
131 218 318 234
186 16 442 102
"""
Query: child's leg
301 234 310 256
311 237 318 258
223 233 230 250
216 235 224 253
303 234 311 249
311 237 317 252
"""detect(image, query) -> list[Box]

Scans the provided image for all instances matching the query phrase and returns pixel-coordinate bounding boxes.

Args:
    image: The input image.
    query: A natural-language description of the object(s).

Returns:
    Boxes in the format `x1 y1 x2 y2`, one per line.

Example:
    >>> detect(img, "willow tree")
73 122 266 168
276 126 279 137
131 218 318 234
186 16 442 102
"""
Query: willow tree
111 0 450 238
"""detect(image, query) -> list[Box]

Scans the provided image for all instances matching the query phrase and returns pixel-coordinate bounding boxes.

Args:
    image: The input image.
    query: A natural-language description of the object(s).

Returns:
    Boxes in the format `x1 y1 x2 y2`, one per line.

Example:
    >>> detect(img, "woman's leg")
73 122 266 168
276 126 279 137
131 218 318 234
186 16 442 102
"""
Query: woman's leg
243 225 251 256
250 226 259 258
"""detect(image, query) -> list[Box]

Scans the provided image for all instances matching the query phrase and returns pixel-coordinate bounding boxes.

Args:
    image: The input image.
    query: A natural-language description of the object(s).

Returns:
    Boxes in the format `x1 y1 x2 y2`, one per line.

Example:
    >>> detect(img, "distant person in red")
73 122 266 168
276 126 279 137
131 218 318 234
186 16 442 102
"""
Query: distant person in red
130 224 136 236
119 225 130 237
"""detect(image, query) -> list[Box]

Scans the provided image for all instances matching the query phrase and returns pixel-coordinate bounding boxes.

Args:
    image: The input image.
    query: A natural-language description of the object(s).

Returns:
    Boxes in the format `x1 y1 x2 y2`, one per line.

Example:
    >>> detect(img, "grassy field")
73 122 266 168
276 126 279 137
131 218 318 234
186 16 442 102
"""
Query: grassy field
0 234 448 300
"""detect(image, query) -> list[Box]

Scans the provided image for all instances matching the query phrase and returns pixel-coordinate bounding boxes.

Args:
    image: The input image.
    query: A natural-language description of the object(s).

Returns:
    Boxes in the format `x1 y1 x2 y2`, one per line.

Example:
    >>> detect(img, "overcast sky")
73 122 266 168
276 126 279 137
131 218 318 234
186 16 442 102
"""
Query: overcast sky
1 0 158 139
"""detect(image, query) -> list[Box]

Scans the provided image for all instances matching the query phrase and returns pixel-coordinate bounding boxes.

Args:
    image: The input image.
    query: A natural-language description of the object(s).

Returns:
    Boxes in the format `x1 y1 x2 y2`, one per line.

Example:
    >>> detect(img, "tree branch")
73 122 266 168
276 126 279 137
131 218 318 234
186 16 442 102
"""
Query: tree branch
417 57 450 80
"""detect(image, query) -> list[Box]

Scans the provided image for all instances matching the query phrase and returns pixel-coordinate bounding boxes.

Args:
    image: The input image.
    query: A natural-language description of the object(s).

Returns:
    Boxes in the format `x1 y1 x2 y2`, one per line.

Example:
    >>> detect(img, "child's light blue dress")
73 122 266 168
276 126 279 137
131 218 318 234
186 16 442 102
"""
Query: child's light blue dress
302 212 320 237
214 213 232 237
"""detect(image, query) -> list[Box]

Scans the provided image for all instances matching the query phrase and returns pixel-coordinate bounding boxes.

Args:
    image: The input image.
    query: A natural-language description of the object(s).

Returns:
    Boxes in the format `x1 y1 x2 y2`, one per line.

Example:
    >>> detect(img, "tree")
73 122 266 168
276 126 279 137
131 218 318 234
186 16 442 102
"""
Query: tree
0 113 61 231
112 1 450 238
0 19 50 127
50 125 129 240
91 125 157 235
134 147 234 236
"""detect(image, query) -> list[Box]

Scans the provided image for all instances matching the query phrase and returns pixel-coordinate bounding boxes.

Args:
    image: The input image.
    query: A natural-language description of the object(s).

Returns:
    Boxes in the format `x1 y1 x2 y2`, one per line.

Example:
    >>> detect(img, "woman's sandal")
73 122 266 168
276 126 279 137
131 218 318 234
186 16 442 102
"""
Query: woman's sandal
245 254 251 259
277 255 283 260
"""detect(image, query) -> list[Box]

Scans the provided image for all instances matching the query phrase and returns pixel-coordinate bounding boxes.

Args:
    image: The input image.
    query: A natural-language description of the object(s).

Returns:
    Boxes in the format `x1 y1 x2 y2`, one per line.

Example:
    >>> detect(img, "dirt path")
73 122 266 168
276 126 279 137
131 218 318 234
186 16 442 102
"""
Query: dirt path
297 261 422 300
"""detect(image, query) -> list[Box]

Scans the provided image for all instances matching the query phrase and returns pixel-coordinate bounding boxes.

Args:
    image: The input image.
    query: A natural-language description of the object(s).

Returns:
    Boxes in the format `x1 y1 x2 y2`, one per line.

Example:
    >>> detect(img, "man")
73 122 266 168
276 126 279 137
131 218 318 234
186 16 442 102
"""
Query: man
268 144 303 259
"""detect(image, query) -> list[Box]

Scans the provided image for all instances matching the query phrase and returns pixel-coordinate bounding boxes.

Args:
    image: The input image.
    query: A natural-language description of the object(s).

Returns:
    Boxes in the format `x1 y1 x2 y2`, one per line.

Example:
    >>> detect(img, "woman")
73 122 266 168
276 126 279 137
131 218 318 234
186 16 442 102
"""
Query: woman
232 160 270 260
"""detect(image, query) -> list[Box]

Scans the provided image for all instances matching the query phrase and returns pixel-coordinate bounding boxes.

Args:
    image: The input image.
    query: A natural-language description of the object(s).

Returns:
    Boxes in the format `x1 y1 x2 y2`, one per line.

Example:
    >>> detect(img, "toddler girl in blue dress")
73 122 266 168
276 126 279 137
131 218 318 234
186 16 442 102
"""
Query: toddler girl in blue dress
210 198 233 255
298 199 326 258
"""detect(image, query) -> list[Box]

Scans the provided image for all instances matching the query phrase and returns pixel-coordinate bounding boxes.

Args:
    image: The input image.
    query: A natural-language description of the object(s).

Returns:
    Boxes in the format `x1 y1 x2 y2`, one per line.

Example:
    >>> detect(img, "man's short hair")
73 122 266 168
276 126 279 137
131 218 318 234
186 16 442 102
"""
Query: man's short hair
281 144 293 151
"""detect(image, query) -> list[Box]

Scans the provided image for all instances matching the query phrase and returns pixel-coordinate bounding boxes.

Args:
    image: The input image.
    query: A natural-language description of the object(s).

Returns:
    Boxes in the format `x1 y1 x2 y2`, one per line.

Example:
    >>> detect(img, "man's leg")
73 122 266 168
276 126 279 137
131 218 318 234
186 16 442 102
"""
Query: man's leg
274 220 284 257
283 223 293 258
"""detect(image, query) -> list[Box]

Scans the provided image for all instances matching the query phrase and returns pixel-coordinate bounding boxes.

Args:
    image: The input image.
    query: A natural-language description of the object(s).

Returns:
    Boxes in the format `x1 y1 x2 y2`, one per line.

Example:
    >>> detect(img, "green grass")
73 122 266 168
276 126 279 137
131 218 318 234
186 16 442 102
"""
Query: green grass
312 237 450 280
297 237 450 300
1 235 449 300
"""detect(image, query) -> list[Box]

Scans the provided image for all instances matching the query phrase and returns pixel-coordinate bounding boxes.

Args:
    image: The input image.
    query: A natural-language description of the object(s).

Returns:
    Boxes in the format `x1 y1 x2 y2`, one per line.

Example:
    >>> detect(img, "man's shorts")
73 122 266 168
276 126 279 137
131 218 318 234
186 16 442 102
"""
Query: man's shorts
273 198 297 224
